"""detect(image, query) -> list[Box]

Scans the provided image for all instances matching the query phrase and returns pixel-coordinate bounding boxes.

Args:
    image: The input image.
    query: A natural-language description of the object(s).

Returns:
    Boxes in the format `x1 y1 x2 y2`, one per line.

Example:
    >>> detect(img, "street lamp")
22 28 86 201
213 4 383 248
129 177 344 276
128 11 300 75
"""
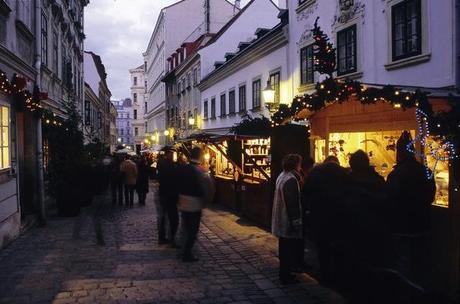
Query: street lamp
117 137 121 143
164 130 170 136
188 116 195 126
263 80 275 104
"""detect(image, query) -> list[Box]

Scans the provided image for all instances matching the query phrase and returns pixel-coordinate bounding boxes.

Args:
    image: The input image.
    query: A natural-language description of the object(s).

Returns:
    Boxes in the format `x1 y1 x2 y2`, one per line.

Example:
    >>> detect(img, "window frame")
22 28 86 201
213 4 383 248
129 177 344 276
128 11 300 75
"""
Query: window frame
238 84 247 113
300 44 314 85
269 71 281 104
210 97 216 119
337 24 357 76
252 79 261 109
41 11 48 67
220 93 227 117
228 89 236 114
391 0 422 61
203 99 208 119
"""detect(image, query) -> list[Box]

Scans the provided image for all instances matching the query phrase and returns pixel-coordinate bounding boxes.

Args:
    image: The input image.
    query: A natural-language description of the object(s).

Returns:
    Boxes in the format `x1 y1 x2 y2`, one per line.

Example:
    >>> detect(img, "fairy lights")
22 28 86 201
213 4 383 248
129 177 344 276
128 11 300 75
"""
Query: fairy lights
407 108 457 180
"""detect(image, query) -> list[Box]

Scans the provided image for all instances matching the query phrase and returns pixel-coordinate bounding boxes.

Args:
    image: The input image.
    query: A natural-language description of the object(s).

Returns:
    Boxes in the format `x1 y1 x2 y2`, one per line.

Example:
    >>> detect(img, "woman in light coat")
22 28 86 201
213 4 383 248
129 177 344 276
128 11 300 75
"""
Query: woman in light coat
272 154 303 284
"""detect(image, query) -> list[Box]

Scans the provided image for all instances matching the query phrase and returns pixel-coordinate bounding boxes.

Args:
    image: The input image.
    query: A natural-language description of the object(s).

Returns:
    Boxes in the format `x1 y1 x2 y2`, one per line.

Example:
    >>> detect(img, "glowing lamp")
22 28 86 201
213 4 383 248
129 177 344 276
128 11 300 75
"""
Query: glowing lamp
262 80 275 105
164 130 170 136
188 117 195 126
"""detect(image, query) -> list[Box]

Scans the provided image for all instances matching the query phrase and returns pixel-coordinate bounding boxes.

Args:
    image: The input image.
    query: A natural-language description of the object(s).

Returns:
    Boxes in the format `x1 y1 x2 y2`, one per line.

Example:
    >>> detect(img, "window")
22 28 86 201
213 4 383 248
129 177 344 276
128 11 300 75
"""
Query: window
239 85 246 112
0 105 10 170
211 98 216 119
270 72 281 104
220 93 226 117
97 111 102 129
133 77 137 86
229 90 236 114
144 102 147 114
193 68 198 85
121 129 124 135
145 80 147 93
144 61 147 72
41 12 48 66
337 25 357 76
53 31 58 73
203 100 208 119
84 100 90 125
133 109 137 120
135 127 139 136
144 122 147 132
252 79 261 109
300 44 314 85
392 0 421 61
133 93 137 103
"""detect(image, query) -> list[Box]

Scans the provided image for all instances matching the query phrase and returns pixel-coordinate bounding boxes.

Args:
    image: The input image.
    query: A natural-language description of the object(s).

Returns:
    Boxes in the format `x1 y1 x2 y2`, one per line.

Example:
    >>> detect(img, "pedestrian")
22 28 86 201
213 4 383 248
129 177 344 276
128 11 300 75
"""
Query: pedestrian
157 148 179 245
386 131 436 285
303 155 350 287
136 156 150 206
73 160 105 246
120 155 138 208
177 146 214 262
272 154 304 284
110 154 123 207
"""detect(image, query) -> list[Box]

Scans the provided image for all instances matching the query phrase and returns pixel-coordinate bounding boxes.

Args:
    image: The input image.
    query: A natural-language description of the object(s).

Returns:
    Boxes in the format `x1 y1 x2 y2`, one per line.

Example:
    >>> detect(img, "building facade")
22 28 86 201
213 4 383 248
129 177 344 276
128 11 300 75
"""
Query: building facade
143 0 237 144
83 51 112 147
113 98 134 149
109 102 117 152
129 64 147 153
162 34 214 140
0 0 88 249
198 0 283 134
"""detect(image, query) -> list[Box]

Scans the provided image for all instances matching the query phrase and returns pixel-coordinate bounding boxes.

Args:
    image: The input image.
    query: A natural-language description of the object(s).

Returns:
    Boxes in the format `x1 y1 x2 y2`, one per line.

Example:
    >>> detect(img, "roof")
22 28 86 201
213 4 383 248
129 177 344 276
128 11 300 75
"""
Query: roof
200 11 288 84
84 51 112 96
204 0 280 47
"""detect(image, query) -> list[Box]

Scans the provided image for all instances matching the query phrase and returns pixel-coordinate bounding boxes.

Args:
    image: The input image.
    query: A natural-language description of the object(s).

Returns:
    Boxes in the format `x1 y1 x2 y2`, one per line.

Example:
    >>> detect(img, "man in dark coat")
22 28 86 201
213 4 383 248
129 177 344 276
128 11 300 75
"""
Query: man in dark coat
303 155 350 287
157 148 179 245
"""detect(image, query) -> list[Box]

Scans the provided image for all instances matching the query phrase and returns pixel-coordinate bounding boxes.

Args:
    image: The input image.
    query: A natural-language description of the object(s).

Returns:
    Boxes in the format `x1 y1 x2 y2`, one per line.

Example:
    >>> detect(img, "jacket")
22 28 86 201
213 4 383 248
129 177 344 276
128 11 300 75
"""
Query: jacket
120 159 138 185
272 171 302 239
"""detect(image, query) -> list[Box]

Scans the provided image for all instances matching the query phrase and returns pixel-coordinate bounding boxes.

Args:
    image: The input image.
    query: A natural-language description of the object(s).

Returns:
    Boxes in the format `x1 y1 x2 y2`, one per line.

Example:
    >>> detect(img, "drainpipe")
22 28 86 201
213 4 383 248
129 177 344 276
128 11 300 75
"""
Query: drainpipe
34 0 46 224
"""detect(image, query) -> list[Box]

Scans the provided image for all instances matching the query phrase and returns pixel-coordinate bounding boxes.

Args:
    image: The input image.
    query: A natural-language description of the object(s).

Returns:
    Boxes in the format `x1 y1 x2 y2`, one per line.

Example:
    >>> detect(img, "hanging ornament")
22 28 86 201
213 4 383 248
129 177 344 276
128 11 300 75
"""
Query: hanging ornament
407 108 457 179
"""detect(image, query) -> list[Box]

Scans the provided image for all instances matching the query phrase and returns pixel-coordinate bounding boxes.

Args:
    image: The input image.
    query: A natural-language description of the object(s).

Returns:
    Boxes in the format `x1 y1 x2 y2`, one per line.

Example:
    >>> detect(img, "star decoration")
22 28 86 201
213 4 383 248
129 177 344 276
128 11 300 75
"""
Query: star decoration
407 108 457 180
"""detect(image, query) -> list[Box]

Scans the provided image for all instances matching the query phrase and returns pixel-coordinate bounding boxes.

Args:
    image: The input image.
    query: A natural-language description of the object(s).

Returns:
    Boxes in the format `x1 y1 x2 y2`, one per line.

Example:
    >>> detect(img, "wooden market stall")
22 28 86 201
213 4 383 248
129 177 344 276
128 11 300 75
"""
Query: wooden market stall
305 96 460 300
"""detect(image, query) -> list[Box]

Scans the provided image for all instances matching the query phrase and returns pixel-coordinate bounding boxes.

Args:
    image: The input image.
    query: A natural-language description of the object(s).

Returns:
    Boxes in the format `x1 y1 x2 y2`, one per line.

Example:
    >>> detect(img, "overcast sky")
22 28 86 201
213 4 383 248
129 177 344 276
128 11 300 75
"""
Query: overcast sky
85 0 250 100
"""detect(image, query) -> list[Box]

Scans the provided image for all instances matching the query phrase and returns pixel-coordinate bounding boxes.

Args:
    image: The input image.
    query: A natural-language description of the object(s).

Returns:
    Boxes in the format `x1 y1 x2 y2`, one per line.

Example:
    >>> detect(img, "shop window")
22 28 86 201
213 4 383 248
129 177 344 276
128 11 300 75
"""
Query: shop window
211 98 216 119
337 24 357 76
220 93 226 117
229 90 235 114
252 79 261 109
203 99 208 119
300 44 314 85
392 0 421 61
270 72 280 104
239 85 246 112
0 105 10 170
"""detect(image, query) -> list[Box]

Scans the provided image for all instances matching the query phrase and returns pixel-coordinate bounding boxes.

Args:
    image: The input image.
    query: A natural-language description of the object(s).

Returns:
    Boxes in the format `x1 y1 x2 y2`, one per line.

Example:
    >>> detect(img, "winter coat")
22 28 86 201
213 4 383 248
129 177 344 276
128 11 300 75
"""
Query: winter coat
304 162 350 242
136 162 150 193
177 162 214 212
386 158 436 234
157 159 178 204
272 171 303 239
120 159 138 186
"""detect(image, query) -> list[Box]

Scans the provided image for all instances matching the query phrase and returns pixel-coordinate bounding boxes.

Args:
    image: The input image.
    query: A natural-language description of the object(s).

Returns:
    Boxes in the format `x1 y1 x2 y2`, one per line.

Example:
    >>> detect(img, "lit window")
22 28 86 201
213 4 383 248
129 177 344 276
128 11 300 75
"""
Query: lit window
0 105 10 170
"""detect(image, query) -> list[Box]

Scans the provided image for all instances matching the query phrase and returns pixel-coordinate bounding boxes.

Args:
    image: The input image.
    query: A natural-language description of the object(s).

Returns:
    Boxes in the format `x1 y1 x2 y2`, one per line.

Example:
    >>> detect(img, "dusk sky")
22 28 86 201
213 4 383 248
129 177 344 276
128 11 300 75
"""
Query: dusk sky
85 0 250 101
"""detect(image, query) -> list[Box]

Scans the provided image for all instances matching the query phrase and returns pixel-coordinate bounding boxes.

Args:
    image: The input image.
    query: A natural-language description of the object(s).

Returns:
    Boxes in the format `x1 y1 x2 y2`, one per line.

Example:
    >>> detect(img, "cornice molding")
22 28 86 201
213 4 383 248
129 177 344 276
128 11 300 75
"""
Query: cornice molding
0 45 37 79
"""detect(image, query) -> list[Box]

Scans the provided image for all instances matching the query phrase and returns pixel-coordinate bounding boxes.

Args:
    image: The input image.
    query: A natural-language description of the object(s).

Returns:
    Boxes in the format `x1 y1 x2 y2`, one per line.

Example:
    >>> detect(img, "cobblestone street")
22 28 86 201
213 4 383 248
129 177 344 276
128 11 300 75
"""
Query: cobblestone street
0 190 344 304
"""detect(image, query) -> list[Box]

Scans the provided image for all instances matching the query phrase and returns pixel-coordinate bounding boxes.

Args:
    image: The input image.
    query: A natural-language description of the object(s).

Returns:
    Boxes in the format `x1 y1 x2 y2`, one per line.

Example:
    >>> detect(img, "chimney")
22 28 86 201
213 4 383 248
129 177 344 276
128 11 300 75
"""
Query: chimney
234 0 241 14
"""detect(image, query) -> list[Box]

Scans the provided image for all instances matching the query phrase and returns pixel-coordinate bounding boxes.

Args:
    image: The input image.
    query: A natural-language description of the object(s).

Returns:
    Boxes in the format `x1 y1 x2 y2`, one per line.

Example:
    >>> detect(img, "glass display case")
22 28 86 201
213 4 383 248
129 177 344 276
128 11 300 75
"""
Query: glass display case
207 142 236 180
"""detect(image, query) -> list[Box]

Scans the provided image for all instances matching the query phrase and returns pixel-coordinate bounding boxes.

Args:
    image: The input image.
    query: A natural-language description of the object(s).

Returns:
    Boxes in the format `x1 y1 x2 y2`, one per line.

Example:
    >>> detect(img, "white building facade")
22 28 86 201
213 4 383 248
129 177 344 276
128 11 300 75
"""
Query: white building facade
114 98 134 149
129 65 147 153
198 0 284 134
143 0 237 144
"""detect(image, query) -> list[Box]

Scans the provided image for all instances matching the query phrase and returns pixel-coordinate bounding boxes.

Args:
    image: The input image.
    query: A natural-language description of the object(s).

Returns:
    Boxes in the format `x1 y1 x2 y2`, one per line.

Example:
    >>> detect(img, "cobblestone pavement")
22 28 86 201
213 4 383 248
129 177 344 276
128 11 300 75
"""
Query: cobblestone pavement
0 189 344 304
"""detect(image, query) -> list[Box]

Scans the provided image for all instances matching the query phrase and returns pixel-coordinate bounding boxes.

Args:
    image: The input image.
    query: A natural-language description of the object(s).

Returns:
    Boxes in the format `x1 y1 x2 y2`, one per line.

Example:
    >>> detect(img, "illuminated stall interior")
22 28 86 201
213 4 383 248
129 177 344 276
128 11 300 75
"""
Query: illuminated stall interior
204 137 271 184
308 98 450 208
